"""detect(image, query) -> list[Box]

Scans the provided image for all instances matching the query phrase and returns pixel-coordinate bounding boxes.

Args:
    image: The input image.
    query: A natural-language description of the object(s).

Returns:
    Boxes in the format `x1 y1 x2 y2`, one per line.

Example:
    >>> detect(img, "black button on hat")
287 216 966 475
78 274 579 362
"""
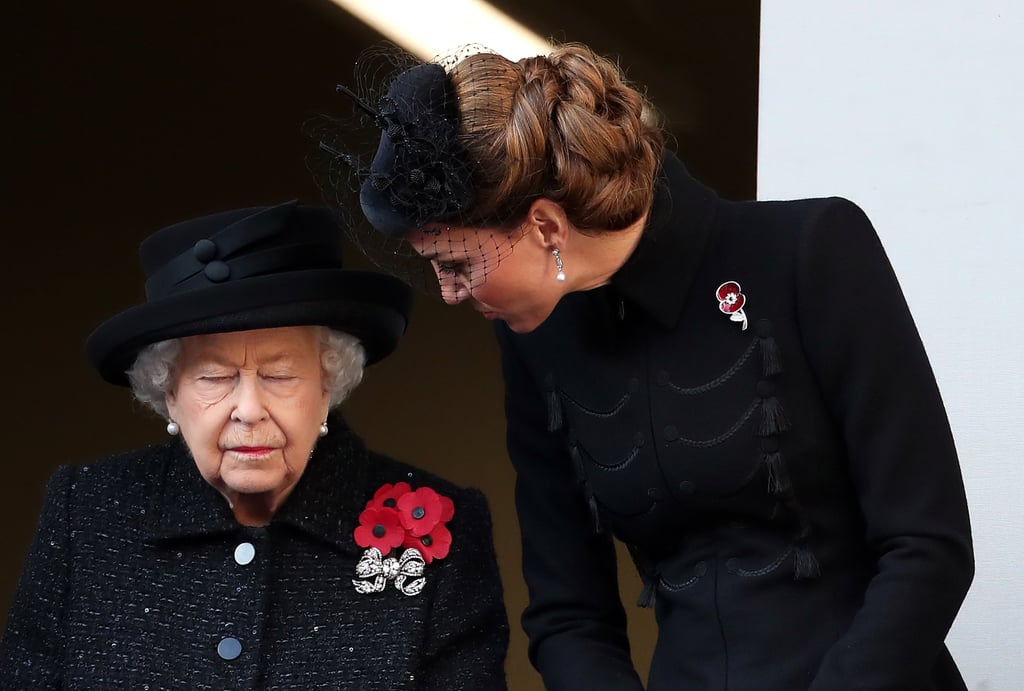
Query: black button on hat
203 260 230 283
193 238 217 263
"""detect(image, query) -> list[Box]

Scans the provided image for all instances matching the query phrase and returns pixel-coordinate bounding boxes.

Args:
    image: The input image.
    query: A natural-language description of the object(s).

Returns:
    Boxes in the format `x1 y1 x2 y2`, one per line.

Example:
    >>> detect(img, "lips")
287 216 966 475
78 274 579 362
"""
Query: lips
228 446 277 456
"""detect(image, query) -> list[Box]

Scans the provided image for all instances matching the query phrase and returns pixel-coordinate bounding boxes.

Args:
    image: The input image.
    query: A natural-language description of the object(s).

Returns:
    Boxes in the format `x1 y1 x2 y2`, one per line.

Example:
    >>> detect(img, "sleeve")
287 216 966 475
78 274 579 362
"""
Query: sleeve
0 465 76 690
416 488 510 690
495 324 645 691
796 198 974 690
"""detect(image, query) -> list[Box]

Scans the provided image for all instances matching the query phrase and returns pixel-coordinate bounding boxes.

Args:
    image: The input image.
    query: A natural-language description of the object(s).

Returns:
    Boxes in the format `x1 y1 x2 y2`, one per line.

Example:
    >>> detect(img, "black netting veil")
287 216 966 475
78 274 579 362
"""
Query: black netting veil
307 43 535 302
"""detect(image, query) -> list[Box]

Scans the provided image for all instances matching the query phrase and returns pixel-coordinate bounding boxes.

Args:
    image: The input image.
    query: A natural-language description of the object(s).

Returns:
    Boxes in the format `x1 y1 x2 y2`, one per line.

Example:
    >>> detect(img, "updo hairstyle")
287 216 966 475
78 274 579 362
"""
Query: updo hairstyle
448 43 665 233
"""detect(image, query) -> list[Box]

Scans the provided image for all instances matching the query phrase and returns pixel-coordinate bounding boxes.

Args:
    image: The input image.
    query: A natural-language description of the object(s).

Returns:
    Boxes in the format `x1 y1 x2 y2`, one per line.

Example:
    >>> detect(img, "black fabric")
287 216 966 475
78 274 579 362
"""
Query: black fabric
496 151 974 690
88 270 411 384
0 416 509 689
143 202 306 299
85 201 413 385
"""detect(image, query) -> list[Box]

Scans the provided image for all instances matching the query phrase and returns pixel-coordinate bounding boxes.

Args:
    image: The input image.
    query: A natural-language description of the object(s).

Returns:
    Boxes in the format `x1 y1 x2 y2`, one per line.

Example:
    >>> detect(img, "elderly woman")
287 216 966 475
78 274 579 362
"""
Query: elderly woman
0 201 509 689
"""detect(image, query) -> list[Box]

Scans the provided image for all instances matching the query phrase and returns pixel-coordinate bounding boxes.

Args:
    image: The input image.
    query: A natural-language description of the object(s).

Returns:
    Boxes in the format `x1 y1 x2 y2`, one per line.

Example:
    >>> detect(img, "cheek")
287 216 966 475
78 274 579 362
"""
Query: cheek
476 266 542 308
470 265 514 301
177 402 229 461
182 429 225 486
278 386 329 439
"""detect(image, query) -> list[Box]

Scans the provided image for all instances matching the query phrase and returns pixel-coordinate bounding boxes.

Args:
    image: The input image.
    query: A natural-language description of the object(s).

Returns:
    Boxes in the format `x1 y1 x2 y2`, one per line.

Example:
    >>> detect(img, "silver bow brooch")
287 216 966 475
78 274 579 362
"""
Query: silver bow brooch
353 547 426 596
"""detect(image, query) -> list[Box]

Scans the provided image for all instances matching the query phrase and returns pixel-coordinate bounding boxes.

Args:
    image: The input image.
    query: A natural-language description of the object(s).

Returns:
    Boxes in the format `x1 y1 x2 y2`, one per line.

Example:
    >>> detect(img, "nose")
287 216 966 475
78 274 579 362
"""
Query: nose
231 375 268 425
435 271 471 306
440 282 471 305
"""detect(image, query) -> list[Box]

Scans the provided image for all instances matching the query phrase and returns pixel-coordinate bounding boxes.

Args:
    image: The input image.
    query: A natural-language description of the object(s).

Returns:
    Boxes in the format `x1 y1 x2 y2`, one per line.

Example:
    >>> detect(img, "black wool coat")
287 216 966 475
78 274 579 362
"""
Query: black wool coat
496 152 974 690
0 417 509 690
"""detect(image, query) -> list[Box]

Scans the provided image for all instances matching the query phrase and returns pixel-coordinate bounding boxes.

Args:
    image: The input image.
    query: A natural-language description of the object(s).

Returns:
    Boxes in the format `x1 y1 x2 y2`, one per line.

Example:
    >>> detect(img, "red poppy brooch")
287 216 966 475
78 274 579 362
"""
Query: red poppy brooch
716 281 748 330
352 482 455 596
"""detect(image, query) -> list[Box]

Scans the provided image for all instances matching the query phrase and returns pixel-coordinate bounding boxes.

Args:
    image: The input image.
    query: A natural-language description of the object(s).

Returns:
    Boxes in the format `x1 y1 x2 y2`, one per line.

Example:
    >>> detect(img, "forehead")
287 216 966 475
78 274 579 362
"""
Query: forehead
406 225 495 258
178 326 320 363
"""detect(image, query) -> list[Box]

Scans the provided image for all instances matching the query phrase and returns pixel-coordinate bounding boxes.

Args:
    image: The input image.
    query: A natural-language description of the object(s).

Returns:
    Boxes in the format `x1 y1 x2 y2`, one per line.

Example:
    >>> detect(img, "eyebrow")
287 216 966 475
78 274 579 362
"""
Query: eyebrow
421 250 462 263
195 351 297 368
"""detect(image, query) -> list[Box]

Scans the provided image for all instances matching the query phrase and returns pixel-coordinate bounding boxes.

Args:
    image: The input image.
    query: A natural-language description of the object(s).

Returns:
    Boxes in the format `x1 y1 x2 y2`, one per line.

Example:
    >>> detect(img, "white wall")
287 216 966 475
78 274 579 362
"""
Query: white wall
758 3 1023 689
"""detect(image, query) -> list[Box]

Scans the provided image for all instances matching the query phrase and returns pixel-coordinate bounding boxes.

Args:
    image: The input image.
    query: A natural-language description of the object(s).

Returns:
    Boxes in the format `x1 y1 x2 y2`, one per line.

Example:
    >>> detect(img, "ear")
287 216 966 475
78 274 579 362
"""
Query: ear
165 388 179 421
525 198 571 249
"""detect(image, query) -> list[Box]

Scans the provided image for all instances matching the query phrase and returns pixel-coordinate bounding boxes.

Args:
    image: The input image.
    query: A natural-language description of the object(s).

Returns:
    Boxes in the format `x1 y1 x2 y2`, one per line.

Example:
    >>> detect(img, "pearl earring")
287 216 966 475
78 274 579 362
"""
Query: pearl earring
319 421 329 437
166 420 180 436
552 248 566 282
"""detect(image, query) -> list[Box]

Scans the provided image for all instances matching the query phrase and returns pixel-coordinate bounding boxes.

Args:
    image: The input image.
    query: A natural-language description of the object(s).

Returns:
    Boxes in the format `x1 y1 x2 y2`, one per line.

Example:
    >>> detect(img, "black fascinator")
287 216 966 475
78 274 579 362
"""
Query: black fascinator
308 46 482 292
348 62 474 236
309 44 529 299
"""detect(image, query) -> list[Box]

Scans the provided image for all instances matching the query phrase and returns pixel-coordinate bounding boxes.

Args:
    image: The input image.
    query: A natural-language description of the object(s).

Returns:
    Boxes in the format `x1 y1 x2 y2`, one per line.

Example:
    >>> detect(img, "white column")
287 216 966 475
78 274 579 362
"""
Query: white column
758 3 1024 689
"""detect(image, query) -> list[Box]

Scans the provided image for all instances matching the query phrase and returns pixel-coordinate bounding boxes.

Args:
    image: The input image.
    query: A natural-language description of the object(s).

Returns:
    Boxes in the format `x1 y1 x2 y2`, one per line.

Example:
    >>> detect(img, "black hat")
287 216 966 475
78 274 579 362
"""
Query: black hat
351 62 474 236
86 200 412 386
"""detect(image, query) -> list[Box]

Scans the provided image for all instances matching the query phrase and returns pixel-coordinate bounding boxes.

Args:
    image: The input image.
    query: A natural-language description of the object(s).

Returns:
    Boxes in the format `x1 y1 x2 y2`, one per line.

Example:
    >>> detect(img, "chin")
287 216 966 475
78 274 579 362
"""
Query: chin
224 472 286 496
503 312 547 334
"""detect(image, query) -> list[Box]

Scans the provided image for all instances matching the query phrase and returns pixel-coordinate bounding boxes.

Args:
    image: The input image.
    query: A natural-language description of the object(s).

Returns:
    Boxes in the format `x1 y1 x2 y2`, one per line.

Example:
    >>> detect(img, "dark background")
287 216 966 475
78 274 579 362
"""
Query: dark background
1 1 759 687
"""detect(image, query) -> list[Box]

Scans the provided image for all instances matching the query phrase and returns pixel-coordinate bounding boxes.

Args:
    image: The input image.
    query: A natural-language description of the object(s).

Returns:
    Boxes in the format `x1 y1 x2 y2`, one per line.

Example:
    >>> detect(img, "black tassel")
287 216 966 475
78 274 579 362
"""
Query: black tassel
570 445 586 483
546 388 563 432
763 451 791 495
793 543 821 580
759 397 791 436
625 542 659 608
636 577 658 608
759 334 783 376
585 490 602 534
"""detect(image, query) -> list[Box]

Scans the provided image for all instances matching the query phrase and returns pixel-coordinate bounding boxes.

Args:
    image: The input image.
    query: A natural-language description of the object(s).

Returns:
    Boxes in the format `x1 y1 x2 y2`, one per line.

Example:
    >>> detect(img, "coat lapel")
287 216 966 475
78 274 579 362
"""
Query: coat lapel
144 439 238 542
613 150 719 329
272 423 371 556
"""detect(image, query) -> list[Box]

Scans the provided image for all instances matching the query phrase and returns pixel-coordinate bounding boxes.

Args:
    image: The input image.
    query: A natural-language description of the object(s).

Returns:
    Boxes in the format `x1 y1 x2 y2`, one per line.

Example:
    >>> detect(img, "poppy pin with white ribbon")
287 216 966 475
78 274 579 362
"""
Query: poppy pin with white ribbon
716 281 748 331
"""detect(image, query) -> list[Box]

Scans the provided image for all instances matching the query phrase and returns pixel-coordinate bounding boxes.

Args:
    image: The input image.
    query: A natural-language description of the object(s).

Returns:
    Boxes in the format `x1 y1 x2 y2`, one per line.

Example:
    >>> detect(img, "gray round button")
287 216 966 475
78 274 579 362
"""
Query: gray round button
234 542 255 566
217 637 242 660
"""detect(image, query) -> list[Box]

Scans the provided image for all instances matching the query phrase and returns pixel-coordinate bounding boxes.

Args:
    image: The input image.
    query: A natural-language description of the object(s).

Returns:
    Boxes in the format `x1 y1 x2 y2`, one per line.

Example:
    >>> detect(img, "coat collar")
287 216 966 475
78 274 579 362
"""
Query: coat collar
144 413 371 556
611 150 719 329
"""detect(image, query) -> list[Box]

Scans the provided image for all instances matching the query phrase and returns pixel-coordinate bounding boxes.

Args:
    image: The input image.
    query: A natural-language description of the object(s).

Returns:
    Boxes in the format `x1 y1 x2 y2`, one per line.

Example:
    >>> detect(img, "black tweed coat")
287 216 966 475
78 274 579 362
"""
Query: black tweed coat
0 416 509 689
497 152 973 690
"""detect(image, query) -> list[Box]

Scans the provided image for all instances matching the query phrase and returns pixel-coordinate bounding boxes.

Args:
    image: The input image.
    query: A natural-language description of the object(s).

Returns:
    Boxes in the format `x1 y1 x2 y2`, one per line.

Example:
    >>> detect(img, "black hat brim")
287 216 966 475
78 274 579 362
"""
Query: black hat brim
86 269 411 386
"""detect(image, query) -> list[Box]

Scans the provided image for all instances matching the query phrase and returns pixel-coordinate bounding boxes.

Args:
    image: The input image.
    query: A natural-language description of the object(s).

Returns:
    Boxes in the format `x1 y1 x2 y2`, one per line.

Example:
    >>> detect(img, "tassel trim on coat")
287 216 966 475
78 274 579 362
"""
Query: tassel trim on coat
626 542 660 608
793 541 822 580
757 319 783 376
759 333 783 376
759 396 792 436
546 387 563 432
763 450 791 496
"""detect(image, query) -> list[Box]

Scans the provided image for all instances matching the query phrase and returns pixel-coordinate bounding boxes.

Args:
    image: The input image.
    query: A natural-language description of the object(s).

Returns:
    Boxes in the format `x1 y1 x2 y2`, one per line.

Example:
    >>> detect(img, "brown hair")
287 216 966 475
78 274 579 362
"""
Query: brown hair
448 43 665 232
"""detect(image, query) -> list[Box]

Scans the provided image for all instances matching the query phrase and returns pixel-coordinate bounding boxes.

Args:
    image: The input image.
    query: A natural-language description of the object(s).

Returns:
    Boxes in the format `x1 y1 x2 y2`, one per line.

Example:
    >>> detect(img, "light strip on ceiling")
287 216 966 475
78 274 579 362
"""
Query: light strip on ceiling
328 0 551 61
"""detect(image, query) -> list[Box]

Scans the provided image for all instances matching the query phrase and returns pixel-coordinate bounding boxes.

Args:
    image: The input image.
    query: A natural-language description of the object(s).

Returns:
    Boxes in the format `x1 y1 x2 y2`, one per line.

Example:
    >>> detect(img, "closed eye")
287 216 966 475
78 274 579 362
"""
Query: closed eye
199 375 233 383
435 261 463 277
